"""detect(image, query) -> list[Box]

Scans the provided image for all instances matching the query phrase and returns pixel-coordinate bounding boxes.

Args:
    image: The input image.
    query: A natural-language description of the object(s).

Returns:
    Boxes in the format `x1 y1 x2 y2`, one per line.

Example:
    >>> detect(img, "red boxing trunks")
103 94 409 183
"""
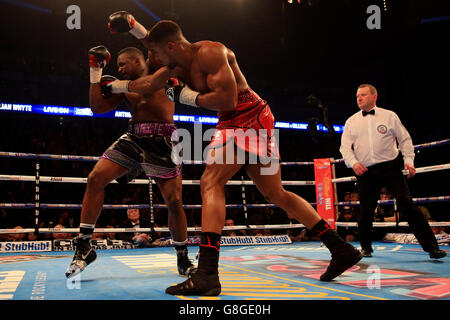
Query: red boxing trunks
209 88 279 160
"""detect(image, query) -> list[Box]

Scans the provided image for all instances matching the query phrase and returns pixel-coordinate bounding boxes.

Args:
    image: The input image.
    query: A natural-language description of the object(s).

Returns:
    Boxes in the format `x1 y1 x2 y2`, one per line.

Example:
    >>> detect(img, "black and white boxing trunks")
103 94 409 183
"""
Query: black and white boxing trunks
102 122 182 183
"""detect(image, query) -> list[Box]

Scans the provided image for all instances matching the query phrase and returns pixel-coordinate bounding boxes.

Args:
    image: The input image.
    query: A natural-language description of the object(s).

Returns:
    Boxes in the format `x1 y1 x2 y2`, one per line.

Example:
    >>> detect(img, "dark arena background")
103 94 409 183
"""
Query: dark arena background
0 0 449 314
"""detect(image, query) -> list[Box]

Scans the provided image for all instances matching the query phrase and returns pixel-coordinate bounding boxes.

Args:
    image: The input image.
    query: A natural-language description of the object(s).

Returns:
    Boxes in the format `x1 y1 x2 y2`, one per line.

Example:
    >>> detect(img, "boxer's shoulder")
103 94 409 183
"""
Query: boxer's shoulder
192 42 229 73
194 41 228 58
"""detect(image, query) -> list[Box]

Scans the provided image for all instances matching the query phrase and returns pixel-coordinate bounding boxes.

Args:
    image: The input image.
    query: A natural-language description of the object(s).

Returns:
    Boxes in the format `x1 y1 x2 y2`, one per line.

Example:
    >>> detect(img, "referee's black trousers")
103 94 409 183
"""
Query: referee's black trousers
355 155 439 253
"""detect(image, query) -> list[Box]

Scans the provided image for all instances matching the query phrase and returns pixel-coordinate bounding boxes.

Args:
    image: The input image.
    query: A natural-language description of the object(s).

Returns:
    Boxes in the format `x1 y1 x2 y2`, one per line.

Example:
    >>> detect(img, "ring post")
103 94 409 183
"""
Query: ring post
148 177 156 238
331 158 339 224
314 158 336 228
34 156 40 239
241 175 250 228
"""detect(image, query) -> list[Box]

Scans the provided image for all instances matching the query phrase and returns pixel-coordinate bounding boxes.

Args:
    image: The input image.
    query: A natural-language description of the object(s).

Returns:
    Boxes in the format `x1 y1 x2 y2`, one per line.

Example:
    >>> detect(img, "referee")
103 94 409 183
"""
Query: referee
339 84 446 259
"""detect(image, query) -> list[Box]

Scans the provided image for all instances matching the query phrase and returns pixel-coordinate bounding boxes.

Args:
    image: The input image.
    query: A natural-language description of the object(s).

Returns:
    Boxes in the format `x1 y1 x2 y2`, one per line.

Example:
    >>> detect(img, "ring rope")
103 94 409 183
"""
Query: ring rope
335 196 450 206
1 139 448 236
0 175 315 186
2 163 449 186
2 220 449 235
330 138 450 164
0 138 448 165
2 195 448 210
332 163 450 184
0 225 308 234
0 203 282 209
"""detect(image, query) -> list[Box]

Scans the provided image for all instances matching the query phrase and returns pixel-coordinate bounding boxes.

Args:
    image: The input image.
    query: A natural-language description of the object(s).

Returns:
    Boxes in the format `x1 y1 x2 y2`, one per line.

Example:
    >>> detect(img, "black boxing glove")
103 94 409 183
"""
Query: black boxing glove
108 11 148 39
100 75 118 98
89 45 111 83
89 45 110 68
165 78 200 107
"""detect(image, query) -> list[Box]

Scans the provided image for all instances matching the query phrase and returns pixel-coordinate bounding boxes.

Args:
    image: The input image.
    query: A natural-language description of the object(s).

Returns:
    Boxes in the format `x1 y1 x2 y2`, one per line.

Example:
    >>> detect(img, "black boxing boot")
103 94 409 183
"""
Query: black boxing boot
165 271 221 296
65 235 97 278
311 219 363 281
174 241 197 277
166 232 221 296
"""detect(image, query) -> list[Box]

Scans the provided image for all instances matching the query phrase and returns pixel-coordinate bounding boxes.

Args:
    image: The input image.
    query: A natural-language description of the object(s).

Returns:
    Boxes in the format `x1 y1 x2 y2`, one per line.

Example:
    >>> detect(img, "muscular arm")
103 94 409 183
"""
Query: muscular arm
127 66 174 97
196 43 237 112
89 84 123 113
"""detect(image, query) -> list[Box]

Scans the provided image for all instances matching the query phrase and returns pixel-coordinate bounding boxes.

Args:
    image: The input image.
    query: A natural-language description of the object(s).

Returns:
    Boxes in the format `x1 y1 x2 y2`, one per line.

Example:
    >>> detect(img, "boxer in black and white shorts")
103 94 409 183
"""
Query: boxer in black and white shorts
65 45 195 280
104 122 182 184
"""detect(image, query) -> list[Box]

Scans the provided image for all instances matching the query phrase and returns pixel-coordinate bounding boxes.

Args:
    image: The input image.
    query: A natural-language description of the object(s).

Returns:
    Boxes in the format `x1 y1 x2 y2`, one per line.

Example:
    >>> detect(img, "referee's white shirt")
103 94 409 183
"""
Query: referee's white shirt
340 106 415 169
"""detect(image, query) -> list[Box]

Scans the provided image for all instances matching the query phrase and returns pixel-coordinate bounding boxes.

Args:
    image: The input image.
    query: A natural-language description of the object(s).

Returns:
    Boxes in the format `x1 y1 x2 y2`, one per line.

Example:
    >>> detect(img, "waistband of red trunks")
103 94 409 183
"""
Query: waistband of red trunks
217 88 264 122
237 87 261 105
127 122 177 137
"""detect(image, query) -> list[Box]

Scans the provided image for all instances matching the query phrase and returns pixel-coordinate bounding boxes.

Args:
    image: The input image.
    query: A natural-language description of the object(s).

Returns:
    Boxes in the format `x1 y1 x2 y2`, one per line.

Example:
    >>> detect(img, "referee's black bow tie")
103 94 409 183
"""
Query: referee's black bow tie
362 109 375 116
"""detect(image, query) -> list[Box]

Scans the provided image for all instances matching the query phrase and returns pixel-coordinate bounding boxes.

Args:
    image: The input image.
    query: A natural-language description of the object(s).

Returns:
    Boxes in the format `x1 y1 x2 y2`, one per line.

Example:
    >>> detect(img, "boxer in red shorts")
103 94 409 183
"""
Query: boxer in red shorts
107 12 362 296
209 88 279 162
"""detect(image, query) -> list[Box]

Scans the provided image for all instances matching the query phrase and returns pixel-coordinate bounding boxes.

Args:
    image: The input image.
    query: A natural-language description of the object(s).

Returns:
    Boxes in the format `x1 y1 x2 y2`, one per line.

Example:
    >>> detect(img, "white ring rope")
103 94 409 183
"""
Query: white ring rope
1 221 450 235
1 139 448 165
0 175 315 186
2 196 449 210
332 163 450 184
330 139 450 164
0 138 449 235
2 162 449 186
0 224 307 234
